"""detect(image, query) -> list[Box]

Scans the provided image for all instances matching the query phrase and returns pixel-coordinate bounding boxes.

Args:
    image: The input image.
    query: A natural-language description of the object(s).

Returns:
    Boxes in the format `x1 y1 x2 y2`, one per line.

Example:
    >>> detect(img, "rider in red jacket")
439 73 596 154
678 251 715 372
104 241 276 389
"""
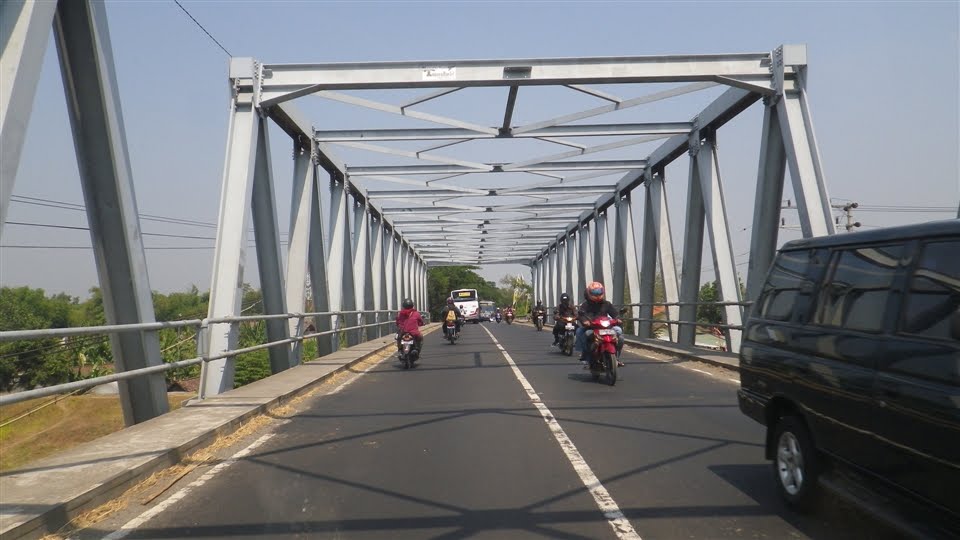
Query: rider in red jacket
396 298 424 352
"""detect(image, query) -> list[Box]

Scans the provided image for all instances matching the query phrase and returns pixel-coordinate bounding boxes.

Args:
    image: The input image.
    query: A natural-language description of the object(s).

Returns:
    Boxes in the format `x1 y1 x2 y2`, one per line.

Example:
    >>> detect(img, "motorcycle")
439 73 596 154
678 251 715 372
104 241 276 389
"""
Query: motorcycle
505 311 515 325
444 320 459 344
584 315 622 386
533 312 545 331
397 332 419 369
558 315 577 356
495 312 502 324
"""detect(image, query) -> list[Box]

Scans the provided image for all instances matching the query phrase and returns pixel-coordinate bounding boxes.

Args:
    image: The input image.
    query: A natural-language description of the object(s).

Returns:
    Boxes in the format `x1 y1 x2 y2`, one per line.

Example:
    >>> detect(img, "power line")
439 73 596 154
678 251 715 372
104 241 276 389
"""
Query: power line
6 220 219 241
0 244 289 250
172 0 232 57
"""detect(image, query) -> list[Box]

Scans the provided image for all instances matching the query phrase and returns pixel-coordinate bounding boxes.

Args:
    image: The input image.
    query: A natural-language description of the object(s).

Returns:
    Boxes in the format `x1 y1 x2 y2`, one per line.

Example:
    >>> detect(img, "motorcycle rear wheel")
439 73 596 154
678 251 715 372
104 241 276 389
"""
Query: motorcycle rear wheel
604 351 617 386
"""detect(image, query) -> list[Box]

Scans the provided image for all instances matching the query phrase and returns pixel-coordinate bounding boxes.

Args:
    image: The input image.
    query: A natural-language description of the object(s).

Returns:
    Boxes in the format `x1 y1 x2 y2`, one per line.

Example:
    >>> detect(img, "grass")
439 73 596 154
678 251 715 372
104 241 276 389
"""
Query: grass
0 393 194 473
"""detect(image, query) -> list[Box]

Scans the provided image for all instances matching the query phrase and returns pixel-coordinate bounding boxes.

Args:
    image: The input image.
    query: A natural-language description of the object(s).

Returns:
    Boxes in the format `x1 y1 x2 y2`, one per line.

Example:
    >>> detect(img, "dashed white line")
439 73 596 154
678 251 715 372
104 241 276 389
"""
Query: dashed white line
480 325 642 540
102 432 277 540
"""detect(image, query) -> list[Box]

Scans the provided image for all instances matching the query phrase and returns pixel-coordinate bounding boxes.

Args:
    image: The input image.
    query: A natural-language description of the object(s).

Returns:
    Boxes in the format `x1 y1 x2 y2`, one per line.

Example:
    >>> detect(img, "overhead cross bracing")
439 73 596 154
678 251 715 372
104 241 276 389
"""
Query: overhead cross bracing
248 52 787 267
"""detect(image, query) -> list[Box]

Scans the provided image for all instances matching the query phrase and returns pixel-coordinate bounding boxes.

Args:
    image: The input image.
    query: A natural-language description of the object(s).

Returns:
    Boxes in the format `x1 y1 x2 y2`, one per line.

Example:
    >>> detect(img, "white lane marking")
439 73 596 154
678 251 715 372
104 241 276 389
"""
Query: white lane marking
624 348 739 384
102 432 277 540
727 378 740 384
480 325 642 540
689 368 711 376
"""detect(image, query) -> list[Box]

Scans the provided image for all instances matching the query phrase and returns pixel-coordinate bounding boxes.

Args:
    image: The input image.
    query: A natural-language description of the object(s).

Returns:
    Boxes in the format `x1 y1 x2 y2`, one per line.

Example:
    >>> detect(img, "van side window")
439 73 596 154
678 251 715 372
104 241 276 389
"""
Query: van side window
758 250 810 321
901 240 960 341
814 244 905 333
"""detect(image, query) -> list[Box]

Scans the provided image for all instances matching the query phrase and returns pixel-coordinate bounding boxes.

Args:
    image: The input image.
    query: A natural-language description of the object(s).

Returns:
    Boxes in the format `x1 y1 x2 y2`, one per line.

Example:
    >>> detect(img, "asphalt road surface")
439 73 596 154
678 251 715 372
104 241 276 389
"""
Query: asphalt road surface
86 322 901 540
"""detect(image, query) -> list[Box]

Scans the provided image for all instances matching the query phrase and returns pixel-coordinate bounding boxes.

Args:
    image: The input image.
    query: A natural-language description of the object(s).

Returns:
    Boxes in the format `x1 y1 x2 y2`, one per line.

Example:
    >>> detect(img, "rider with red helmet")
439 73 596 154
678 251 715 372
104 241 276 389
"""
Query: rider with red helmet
576 281 624 367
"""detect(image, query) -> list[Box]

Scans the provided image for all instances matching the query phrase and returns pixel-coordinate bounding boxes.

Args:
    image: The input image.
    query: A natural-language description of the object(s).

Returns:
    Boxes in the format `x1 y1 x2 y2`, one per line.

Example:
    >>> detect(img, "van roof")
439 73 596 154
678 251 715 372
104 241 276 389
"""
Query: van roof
780 219 960 252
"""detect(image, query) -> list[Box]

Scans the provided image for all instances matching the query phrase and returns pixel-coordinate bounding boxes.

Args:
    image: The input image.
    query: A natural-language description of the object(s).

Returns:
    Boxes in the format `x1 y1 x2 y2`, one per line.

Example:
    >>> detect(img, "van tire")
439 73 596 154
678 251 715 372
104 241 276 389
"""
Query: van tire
772 416 819 511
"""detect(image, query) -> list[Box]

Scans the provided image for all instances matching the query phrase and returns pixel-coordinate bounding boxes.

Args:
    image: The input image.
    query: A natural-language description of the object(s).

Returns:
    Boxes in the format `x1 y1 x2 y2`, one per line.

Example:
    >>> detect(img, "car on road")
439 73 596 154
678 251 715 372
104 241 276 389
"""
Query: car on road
738 219 960 538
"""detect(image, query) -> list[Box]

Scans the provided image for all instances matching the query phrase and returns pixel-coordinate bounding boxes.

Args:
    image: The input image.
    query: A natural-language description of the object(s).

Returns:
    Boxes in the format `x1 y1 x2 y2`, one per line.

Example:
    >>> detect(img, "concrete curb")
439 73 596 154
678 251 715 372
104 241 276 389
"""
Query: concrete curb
0 325 439 540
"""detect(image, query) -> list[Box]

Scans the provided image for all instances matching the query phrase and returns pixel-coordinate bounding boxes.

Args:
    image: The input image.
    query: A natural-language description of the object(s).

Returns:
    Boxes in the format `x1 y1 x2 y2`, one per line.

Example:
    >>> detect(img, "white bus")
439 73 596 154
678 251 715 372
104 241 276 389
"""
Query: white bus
450 288 480 323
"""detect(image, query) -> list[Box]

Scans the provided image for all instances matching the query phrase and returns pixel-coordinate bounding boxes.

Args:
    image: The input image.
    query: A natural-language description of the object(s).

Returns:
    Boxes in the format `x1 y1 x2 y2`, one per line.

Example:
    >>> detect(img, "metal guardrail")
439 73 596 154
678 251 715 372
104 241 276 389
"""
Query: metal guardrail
0 309 429 407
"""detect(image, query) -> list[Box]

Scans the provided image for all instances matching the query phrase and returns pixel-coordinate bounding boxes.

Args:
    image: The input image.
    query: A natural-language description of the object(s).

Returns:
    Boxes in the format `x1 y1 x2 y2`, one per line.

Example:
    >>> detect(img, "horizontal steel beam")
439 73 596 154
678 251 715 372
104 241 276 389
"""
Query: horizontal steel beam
348 160 647 176
366 184 616 200
314 122 693 142
258 52 772 105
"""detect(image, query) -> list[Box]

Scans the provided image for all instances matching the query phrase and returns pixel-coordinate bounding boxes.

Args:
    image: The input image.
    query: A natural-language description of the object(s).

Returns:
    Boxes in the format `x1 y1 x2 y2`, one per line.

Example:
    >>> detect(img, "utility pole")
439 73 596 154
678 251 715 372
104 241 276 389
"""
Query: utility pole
831 202 861 232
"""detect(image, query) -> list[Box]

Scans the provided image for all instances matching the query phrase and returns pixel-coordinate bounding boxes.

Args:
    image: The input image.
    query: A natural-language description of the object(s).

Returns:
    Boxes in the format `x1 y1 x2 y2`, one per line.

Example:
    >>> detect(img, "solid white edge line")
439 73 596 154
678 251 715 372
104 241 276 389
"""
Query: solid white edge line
689 368 711 376
480 325 642 540
101 432 278 540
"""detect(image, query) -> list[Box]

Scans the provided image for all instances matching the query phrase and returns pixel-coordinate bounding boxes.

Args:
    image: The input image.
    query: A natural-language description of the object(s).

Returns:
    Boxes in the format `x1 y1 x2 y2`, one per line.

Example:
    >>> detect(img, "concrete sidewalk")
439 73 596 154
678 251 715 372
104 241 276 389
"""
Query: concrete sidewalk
0 328 436 540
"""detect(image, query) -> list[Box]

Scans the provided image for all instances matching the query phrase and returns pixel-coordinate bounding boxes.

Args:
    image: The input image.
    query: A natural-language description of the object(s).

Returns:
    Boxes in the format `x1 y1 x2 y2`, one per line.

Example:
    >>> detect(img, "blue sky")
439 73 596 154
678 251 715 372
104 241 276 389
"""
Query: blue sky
2 0 958 299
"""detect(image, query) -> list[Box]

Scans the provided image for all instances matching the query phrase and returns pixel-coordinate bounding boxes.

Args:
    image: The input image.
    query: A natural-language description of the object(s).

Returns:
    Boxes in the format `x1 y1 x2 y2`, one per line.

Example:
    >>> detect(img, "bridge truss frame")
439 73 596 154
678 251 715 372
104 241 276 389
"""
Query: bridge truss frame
1 0 834 409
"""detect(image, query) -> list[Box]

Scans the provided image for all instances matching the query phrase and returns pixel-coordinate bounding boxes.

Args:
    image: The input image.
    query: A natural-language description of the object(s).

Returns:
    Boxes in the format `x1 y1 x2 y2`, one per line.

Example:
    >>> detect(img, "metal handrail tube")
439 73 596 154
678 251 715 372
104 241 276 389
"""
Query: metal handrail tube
0 356 205 406
0 316 413 406
0 319 204 342
0 310 404 342
622 317 744 331
621 301 753 307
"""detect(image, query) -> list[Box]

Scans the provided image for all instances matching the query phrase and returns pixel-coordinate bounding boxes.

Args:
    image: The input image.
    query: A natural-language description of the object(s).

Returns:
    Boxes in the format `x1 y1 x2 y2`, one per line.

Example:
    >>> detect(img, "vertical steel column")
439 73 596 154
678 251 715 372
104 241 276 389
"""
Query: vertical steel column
546 245 556 309
623 193 642 335
53 0 167 421
639 183 659 339
200 61 258 398
370 216 387 338
385 230 396 314
251 118 291 374
746 102 788 304
285 140 314 365
353 202 375 342
0 0 56 238
697 135 743 352
593 211 614 292
557 237 568 303
565 230 577 301
648 170 681 340
531 259 540 306
611 195 628 307
400 241 410 303
577 220 593 294
678 145 706 347
307 165 332 357
327 176 357 349
774 45 835 238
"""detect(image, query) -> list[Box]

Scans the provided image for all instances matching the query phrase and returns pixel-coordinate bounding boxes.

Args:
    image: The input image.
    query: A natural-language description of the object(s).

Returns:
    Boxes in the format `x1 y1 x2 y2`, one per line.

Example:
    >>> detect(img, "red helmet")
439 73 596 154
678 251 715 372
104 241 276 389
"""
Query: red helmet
585 281 605 303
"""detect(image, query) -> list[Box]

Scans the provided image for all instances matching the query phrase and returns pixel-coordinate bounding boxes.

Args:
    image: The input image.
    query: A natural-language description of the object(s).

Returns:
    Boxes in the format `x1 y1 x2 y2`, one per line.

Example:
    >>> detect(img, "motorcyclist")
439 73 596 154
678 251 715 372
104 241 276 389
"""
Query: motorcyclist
551 292 577 346
395 298 425 353
532 300 548 328
504 305 515 321
440 297 463 336
575 282 624 367
494 308 502 323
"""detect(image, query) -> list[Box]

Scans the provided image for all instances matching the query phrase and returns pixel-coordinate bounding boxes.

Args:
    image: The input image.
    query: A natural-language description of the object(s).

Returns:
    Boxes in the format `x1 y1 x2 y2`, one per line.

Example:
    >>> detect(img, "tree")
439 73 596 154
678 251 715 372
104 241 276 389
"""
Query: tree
499 275 532 315
0 287 79 390
426 266 502 320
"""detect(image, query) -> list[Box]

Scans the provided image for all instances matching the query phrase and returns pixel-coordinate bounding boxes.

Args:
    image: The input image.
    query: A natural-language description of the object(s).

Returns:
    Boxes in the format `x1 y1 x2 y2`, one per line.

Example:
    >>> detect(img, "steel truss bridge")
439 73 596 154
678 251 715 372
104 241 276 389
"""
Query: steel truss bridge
2 1 833 427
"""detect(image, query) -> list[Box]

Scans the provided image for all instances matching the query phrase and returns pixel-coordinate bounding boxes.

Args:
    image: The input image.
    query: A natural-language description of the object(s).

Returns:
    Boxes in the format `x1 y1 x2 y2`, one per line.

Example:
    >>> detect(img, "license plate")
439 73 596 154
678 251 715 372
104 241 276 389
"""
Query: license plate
401 340 414 345
565 323 575 330
598 329 615 336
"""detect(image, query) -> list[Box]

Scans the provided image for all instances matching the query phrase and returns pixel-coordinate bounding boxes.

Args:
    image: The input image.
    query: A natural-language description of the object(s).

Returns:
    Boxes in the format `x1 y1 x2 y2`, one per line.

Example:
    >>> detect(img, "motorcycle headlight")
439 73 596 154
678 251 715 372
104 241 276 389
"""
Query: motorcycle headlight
600 320 610 328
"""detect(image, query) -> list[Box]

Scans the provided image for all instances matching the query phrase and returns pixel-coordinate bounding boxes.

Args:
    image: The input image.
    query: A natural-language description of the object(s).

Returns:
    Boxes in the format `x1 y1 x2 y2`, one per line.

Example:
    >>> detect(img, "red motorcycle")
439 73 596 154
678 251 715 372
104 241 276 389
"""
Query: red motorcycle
504 309 515 325
583 315 621 386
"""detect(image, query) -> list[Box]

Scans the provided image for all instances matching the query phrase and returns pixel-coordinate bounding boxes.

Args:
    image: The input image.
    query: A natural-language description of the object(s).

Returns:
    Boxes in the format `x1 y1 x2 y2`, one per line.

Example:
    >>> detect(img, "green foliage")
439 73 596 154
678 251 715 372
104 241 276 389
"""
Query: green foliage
234 320 271 387
0 287 79 391
697 279 746 327
498 275 532 316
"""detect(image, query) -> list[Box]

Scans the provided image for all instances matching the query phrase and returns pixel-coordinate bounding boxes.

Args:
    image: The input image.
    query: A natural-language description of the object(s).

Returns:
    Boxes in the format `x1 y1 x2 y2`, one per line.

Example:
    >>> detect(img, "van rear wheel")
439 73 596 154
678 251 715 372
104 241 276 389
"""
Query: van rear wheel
772 416 819 511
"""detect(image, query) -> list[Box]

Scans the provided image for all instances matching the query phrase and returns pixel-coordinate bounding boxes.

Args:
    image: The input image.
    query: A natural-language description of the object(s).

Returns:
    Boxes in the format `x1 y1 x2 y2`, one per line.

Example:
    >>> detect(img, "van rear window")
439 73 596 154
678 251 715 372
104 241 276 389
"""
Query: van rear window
814 245 905 333
902 240 960 341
